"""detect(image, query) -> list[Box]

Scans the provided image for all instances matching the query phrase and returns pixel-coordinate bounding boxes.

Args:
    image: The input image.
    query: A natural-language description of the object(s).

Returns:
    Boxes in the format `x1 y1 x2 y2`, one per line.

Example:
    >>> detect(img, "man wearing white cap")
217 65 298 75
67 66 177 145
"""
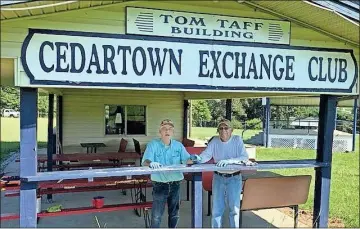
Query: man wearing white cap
142 119 194 228
193 118 256 228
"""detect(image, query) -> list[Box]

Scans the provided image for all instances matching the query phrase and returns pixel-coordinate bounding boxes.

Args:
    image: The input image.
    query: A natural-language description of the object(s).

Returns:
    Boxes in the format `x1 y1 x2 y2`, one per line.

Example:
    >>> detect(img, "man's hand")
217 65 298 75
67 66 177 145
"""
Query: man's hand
190 155 202 164
242 160 258 166
216 159 230 167
149 162 162 169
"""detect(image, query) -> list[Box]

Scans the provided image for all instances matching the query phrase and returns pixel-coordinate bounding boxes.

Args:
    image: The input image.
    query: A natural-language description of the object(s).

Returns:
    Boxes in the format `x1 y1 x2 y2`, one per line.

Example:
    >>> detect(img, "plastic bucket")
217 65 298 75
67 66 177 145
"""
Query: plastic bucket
92 196 104 208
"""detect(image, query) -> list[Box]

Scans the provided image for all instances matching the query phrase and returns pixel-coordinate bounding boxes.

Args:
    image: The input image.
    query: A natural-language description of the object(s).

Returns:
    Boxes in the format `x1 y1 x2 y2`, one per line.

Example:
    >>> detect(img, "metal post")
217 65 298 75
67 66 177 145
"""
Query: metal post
183 100 189 139
226 99 232 121
46 94 54 201
189 100 193 138
191 173 203 228
352 99 358 152
20 88 38 228
313 95 337 228
265 98 270 148
57 96 63 152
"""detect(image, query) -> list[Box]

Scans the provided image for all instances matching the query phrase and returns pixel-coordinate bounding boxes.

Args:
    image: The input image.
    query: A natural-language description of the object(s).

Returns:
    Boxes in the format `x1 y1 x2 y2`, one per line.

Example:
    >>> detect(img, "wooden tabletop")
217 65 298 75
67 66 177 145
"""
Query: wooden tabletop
16 152 141 163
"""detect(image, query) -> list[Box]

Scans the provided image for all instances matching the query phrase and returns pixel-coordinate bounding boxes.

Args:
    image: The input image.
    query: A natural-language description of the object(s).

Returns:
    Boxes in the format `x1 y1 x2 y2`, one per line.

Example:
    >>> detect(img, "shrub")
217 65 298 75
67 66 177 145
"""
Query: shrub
245 118 262 130
231 119 244 129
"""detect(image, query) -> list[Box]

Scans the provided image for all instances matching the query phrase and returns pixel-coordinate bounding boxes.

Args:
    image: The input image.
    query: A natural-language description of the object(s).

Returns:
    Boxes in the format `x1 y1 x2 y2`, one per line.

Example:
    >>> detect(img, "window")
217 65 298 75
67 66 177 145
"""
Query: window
105 105 146 135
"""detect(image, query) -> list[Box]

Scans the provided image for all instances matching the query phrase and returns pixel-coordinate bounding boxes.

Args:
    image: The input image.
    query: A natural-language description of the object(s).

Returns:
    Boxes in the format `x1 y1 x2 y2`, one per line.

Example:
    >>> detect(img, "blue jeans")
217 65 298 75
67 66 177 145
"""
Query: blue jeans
212 173 242 228
151 181 181 228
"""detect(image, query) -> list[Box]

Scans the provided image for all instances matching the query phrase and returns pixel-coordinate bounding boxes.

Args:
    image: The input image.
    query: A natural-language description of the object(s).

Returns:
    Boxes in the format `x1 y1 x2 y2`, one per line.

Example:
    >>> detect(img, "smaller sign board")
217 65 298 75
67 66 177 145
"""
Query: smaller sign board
126 7 291 45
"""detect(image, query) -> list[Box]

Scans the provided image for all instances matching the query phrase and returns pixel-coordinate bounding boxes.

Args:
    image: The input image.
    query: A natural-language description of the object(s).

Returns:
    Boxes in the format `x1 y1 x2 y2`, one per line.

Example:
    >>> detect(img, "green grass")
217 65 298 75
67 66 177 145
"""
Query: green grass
1 117 50 162
256 136 359 228
190 127 261 141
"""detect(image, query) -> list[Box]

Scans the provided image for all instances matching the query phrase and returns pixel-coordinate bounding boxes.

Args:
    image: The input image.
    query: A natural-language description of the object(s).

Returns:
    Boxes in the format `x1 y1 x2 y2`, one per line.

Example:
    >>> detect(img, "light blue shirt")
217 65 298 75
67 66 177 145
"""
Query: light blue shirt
141 138 191 182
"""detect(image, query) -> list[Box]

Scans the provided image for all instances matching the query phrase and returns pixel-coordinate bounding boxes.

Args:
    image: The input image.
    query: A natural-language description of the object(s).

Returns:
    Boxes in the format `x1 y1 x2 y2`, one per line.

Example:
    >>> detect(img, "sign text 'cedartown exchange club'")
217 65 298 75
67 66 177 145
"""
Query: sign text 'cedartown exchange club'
21 29 357 93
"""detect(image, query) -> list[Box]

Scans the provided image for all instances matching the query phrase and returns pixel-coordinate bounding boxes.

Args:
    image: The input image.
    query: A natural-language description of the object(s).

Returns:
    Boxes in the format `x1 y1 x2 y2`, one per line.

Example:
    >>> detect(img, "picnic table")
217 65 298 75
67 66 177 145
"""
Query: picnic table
80 142 106 154
15 152 142 172
16 152 141 163
1 176 152 221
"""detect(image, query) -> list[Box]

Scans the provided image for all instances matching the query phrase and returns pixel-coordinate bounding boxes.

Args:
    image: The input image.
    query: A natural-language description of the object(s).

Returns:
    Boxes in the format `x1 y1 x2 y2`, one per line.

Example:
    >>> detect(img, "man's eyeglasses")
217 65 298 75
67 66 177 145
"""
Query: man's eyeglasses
218 127 230 131
161 127 174 131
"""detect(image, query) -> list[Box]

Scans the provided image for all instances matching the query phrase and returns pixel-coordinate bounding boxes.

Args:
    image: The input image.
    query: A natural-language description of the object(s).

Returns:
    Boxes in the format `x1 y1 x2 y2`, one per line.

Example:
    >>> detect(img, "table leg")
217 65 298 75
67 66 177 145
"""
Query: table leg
94 147 97 154
86 147 89 154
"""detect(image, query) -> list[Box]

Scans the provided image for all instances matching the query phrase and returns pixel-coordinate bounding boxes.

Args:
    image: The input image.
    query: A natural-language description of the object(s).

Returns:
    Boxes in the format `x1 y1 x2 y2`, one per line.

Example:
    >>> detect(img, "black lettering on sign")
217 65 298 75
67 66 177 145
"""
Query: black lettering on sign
132 47 147 76
217 19 229 28
160 14 173 23
247 53 258 79
39 41 54 73
55 42 69 73
318 57 326 82
285 56 295 81
308 57 318 81
171 26 181 34
169 49 182 75
229 21 241 29
273 55 284 80
189 17 205 26
102 45 117 75
338 59 347 82
175 16 187 25
199 50 209 77
222 52 234 78
69 43 85 73
328 58 338 83
147 48 168 76
243 21 253 30
210 51 222 78
259 54 272 80
254 23 263 30
117 46 131 75
87 44 103 74
234 52 246 79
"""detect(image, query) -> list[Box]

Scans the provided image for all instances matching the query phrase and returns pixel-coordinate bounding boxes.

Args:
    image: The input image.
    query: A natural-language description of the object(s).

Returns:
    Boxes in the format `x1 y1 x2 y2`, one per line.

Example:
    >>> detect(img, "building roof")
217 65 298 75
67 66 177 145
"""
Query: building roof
308 0 359 23
270 96 359 108
1 0 359 46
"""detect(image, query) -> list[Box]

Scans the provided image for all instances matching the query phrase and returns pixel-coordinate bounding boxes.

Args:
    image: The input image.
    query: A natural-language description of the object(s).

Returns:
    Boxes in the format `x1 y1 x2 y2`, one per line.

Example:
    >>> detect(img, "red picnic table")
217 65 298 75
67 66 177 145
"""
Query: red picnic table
15 152 142 171
1 176 152 221
16 152 142 163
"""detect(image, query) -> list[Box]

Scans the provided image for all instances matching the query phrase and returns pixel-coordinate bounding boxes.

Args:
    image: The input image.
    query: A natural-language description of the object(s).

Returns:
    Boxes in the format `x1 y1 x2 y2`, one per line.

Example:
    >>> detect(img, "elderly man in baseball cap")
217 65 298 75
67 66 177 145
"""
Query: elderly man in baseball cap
193 118 256 228
142 119 195 228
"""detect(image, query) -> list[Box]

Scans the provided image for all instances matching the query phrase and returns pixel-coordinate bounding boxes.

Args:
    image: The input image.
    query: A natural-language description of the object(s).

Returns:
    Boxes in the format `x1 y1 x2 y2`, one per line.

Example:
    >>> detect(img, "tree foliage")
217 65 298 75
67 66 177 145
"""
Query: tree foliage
1 86 49 116
191 100 211 125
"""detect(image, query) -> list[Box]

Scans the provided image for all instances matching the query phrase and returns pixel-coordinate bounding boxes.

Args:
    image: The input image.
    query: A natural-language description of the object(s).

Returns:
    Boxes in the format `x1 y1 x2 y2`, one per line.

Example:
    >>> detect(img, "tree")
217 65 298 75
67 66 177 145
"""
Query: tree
0 86 20 110
232 99 247 121
242 98 263 120
192 100 211 126
1 86 50 116
206 99 225 121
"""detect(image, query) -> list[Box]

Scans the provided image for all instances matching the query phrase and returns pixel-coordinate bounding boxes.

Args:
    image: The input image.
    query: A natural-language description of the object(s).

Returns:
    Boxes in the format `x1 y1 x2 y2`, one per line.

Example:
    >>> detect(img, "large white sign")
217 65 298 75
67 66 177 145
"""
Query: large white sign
21 29 358 94
126 7 291 45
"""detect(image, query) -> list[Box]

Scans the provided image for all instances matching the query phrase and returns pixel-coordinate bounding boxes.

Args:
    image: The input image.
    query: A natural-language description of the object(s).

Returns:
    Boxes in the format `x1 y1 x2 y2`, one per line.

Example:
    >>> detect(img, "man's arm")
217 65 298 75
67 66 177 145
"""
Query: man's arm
180 145 192 165
141 143 154 166
198 140 215 163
